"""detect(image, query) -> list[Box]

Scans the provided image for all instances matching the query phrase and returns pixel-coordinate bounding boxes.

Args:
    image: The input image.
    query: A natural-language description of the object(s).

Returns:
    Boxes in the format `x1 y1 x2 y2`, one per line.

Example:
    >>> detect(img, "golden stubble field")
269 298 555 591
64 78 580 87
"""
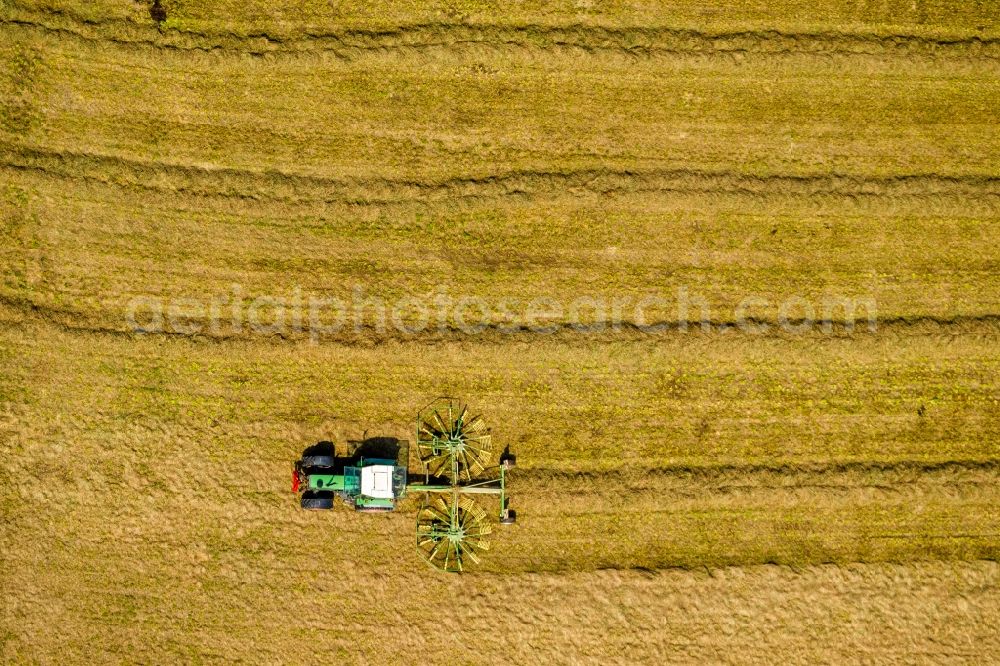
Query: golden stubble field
2 0 1000 663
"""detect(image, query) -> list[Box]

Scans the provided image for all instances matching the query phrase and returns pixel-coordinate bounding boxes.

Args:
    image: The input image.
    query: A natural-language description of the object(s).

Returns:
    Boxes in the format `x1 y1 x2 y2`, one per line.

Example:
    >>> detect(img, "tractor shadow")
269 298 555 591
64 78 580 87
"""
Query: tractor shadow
298 437 405 474
302 440 335 458
348 436 402 461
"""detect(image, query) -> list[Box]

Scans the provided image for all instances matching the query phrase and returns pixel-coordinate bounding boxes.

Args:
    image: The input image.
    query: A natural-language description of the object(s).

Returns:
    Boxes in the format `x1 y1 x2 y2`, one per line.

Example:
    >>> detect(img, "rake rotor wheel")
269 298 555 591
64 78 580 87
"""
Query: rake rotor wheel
416 496 493 573
416 398 493 481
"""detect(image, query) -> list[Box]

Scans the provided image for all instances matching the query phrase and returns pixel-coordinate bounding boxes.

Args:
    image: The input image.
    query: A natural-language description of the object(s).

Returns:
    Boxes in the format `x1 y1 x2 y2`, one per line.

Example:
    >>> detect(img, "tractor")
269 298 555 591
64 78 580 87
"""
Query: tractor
292 398 516 572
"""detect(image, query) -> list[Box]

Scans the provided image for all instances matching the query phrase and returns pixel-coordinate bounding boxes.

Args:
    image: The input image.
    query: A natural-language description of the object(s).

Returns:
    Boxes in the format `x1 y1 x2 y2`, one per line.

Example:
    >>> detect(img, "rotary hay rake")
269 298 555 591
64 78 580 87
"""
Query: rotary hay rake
411 398 515 572
293 398 515 573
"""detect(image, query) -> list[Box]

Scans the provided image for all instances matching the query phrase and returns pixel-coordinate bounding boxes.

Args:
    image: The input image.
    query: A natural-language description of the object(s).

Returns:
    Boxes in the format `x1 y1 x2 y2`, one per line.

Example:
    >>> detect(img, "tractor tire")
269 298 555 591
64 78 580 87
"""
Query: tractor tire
500 509 517 525
300 455 334 468
300 491 334 510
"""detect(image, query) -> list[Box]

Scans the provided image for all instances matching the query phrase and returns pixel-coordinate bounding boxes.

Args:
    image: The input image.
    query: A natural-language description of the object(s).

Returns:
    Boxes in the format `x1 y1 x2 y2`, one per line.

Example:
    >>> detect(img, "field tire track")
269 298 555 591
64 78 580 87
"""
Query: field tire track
3 291 1000 345
3 292 1000 346
500 460 1000 573
521 458 1000 499
4 4 1000 61
3 143 999 208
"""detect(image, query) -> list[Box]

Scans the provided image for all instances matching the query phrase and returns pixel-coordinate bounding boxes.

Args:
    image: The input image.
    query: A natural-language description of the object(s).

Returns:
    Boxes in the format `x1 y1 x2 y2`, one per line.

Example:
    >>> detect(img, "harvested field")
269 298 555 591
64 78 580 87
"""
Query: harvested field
2 0 999 663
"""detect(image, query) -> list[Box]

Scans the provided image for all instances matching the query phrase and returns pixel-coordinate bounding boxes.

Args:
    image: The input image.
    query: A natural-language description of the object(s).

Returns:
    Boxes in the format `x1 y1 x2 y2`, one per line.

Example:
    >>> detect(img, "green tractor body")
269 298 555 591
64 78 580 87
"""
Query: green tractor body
299 457 407 511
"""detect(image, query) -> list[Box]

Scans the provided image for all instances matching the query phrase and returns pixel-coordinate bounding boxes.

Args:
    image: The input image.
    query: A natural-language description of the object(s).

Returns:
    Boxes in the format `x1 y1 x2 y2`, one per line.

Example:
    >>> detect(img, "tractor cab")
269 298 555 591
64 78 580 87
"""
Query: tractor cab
345 458 407 512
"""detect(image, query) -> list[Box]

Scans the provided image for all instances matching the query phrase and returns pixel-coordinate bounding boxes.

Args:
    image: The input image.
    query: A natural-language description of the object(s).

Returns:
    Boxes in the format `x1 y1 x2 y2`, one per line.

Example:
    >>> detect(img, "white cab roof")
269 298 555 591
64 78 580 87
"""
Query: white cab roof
360 465 395 499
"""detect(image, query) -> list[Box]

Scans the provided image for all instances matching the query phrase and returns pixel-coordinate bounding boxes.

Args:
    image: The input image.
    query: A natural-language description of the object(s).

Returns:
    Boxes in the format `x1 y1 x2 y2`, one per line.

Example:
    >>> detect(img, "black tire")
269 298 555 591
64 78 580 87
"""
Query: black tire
300 455 334 468
500 509 517 524
301 491 334 510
